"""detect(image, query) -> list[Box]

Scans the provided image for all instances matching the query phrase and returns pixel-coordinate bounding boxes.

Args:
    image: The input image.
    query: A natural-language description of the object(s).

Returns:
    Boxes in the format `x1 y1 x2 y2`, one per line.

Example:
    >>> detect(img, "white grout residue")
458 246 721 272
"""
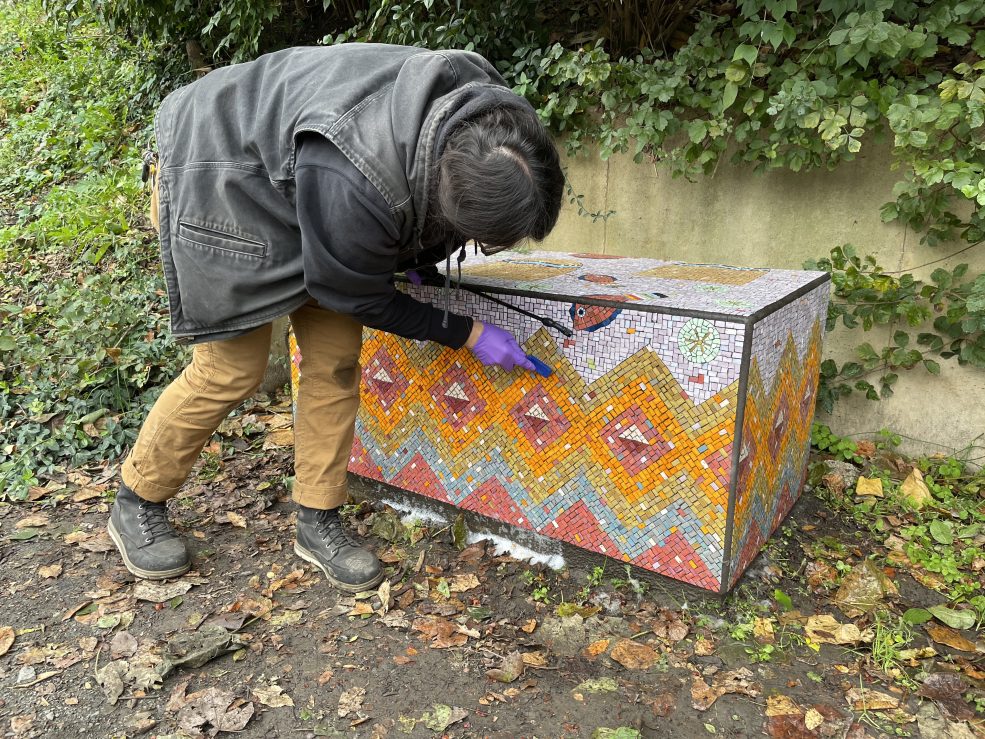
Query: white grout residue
376 495 566 570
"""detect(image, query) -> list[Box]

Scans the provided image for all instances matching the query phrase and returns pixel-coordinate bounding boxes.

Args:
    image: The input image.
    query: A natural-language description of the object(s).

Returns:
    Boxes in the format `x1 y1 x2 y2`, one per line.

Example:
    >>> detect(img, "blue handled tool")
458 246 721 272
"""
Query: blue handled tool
526 354 553 377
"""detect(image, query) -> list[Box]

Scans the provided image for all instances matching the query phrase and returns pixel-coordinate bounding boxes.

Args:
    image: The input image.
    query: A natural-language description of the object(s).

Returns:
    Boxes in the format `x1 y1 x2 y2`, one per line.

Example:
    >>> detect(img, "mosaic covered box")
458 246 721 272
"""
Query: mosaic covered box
291 252 830 592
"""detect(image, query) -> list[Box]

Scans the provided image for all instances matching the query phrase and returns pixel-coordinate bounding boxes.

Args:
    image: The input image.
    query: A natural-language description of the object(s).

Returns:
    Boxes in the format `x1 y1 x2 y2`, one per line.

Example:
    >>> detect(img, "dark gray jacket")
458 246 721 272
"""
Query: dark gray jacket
153 43 508 343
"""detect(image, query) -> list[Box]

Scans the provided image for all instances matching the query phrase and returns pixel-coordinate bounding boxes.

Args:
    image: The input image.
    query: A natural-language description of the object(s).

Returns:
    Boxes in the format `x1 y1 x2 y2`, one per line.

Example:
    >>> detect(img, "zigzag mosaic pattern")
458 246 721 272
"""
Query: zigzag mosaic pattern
290 252 830 592
727 288 828 588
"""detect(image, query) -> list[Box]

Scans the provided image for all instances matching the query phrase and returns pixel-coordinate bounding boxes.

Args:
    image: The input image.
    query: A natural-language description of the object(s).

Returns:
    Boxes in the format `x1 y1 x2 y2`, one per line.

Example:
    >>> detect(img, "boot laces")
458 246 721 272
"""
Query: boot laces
137 501 176 544
314 509 355 550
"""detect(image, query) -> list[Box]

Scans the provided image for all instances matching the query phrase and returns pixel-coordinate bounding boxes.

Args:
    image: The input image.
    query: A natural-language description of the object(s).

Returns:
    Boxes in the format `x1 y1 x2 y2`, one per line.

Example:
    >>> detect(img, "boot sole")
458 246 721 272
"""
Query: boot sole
294 542 384 594
107 519 191 581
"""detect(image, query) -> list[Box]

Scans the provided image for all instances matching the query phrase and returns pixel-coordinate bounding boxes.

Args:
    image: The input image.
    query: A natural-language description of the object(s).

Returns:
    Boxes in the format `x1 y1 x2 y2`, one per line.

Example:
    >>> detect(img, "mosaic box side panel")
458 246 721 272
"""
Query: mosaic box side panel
727 283 830 588
347 295 746 591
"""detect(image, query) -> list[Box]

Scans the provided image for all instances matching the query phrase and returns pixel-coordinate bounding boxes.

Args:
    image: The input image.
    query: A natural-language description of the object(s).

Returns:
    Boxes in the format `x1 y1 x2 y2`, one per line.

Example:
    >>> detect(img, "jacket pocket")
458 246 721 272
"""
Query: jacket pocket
170 220 271 329
177 221 267 259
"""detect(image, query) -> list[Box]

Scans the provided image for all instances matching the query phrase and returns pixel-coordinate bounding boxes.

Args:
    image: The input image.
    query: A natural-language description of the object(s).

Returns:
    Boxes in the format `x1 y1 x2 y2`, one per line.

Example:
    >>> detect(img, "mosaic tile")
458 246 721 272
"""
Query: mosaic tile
290 251 830 592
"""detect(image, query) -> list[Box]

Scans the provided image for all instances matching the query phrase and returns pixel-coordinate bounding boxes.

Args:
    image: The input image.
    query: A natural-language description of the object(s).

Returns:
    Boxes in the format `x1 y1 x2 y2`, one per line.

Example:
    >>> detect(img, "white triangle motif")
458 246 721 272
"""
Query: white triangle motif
524 404 549 422
444 382 469 402
373 368 393 383
618 425 650 445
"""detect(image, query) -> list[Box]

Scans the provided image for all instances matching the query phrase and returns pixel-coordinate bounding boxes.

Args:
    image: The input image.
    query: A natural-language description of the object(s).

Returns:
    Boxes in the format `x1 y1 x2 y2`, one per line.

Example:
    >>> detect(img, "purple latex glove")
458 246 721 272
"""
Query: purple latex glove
469 323 535 372
406 269 423 286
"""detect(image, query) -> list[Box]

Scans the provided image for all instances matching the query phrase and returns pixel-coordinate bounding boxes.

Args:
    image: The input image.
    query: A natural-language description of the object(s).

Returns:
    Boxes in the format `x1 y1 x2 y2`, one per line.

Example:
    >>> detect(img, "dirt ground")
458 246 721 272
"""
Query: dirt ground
1 415 983 739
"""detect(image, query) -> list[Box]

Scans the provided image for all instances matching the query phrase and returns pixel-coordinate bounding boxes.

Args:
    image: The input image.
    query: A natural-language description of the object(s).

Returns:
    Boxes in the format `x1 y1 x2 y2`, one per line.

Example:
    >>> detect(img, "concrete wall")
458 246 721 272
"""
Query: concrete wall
540 142 985 456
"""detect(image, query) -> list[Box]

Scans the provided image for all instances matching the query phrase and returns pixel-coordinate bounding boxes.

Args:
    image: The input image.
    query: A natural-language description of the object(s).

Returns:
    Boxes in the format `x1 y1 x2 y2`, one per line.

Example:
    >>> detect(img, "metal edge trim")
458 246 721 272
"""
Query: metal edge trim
747 273 832 323
719 320 754 593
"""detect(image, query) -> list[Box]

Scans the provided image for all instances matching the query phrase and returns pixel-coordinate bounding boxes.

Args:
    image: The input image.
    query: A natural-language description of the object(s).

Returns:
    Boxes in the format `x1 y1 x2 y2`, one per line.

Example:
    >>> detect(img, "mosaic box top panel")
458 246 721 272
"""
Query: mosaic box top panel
428 250 829 319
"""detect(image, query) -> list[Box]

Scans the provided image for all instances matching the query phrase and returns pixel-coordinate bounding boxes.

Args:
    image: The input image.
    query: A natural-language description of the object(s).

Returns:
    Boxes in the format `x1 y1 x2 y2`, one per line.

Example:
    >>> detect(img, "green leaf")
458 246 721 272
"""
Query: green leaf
0 335 16 351
929 519 953 545
927 605 976 630
725 62 748 84
773 588 793 611
902 608 933 625
723 81 739 111
10 528 40 541
923 359 941 375
688 120 708 143
593 728 642 739
733 44 759 66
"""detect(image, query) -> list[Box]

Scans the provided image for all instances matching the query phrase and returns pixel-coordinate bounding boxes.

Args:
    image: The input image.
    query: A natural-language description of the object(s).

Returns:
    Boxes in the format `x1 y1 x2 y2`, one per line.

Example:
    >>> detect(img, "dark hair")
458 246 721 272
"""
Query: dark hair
436 105 564 253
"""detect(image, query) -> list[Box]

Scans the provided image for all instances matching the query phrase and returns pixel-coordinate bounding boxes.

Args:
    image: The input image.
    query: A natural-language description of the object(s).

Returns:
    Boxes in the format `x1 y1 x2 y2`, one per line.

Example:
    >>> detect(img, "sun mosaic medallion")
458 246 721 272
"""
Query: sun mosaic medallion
677 318 721 364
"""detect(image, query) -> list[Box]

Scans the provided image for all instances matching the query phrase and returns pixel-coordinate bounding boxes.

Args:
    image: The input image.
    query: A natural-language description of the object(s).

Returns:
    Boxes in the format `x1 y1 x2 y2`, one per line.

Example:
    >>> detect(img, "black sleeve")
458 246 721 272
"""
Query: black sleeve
295 135 472 349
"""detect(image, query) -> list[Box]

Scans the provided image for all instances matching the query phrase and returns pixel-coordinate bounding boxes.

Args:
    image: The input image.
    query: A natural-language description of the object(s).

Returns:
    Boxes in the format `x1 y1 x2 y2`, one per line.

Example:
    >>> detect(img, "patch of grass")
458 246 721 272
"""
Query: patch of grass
813 433 985 601
870 610 914 681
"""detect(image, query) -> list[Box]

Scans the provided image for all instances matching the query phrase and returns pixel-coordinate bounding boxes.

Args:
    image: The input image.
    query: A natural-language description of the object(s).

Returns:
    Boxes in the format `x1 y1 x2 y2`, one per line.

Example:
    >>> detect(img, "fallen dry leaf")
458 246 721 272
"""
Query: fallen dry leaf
805 615 872 645
916 703 978 739
855 476 884 497
584 638 610 658
918 673 975 722
925 623 982 653
348 602 374 617
337 686 366 718
226 511 248 528
691 668 761 711
177 687 254 733
263 568 305 596
37 563 62 579
804 708 824 731
754 617 776 643
693 637 715 656
449 574 480 592
134 580 193 603
15 514 49 529
521 651 548 667
110 631 138 659
900 467 932 509
521 619 537 634
64 530 114 552
610 639 661 670
253 683 294 708
766 695 802 717
263 427 294 449
486 651 525 683
317 669 334 686
833 560 897 617
412 616 469 649
95 661 128 705
845 687 899 711
0 626 14 657
377 580 391 615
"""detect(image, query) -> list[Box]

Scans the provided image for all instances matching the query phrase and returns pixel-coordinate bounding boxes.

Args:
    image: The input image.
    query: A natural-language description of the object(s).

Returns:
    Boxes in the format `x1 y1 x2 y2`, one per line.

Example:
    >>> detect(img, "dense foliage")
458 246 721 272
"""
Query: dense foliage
0 4 188 498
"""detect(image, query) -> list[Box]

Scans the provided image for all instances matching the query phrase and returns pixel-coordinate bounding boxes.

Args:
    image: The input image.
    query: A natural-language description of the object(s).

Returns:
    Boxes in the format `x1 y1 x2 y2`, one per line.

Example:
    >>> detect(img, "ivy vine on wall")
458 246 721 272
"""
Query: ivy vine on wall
45 0 985 413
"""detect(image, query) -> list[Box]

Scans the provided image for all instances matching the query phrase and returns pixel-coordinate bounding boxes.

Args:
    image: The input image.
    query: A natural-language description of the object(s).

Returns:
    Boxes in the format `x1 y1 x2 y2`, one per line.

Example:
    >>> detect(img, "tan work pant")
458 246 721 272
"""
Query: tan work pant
123 170 362 509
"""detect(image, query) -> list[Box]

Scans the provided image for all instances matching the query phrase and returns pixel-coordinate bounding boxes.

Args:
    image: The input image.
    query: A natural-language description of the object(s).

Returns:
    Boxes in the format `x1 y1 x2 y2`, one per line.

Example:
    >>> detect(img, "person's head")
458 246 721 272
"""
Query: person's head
435 105 564 255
